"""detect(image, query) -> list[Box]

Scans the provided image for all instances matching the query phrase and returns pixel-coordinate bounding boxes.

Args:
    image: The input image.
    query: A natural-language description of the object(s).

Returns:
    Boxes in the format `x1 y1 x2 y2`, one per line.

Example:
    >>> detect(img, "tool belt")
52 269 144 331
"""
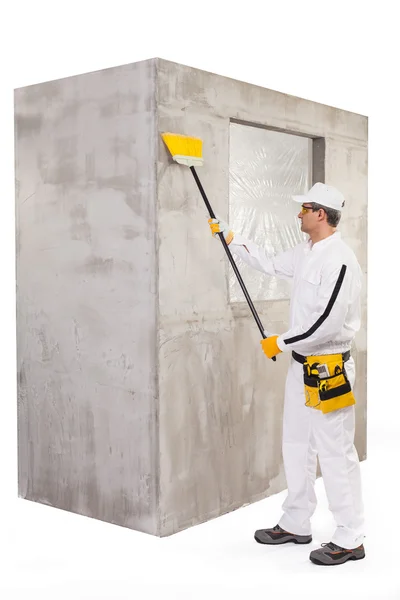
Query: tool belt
292 350 356 414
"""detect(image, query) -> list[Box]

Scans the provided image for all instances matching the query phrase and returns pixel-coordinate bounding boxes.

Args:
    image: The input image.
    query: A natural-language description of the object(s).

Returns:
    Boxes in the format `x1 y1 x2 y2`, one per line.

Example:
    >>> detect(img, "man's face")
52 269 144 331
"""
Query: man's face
298 203 319 234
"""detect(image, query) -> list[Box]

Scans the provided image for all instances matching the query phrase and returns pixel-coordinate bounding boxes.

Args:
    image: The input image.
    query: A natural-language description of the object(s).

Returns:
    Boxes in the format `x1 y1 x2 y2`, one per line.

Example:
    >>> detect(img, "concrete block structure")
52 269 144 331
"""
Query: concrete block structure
15 58 368 536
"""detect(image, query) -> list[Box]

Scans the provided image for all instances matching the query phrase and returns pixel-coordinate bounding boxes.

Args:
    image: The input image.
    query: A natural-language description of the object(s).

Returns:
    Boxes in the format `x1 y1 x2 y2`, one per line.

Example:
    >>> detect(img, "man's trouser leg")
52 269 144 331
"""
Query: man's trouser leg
278 359 318 536
312 358 365 549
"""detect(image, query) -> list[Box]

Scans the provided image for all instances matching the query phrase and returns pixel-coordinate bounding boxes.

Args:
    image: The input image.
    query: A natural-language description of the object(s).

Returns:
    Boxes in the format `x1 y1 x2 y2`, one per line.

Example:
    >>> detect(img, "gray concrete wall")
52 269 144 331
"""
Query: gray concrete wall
156 58 367 535
15 60 159 534
16 57 367 538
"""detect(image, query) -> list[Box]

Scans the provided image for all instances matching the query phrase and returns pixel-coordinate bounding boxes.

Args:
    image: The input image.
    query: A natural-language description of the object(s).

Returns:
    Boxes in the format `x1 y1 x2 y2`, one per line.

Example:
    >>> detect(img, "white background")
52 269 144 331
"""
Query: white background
1 1 399 598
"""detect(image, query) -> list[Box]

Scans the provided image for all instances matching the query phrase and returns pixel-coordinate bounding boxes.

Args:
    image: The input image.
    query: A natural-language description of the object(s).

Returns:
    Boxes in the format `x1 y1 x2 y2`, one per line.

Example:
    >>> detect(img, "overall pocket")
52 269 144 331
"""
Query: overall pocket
303 361 321 409
318 370 356 414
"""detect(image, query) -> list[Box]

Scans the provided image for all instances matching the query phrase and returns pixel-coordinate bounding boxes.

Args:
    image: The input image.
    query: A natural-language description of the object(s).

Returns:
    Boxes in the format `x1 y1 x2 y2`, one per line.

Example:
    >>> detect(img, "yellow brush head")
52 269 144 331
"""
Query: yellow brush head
161 132 204 167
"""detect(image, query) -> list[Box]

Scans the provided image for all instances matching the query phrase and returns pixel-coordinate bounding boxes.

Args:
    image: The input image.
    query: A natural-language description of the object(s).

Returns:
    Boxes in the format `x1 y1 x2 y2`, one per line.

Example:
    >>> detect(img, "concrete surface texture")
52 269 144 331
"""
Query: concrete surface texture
15 58 368 537
15 60 159 534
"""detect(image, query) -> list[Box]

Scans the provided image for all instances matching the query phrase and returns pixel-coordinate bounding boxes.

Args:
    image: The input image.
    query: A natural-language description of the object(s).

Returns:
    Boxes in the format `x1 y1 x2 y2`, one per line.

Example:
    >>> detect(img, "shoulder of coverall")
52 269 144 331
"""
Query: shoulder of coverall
319 239 362 283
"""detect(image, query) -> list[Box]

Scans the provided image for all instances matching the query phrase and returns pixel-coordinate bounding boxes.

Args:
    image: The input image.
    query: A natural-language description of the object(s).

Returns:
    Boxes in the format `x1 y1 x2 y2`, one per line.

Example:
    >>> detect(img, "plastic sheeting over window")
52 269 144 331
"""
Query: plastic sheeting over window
229 122 311 302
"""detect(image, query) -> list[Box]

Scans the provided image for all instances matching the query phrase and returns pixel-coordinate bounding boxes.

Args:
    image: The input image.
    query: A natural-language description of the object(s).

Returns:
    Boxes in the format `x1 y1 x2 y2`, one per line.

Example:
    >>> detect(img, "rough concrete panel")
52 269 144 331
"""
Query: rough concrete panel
156 58 368 535
158 318 288 535
156 60 367 142
15 60 159 533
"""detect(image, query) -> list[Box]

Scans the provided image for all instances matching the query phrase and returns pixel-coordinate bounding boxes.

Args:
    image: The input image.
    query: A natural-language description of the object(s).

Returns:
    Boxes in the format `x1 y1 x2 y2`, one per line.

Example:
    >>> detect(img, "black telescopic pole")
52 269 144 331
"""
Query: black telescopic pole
190 166 276 361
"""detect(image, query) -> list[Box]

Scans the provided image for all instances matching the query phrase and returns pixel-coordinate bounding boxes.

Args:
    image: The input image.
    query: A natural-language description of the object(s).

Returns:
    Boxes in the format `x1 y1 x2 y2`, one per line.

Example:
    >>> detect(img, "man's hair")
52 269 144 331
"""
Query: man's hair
311 203 342 227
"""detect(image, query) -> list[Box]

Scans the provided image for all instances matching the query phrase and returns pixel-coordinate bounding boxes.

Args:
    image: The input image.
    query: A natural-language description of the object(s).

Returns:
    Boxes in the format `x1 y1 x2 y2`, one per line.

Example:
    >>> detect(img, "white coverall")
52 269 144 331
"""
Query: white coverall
231 231 365 549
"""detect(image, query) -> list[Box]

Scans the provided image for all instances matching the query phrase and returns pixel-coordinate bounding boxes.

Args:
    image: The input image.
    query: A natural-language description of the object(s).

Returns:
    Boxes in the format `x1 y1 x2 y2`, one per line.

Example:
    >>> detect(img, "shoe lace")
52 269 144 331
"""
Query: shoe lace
321 542 342 551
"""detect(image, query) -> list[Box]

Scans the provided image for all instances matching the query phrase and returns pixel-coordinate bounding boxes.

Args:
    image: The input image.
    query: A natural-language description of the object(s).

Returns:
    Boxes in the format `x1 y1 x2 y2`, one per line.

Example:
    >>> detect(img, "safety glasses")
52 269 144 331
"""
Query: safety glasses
300 204 314 215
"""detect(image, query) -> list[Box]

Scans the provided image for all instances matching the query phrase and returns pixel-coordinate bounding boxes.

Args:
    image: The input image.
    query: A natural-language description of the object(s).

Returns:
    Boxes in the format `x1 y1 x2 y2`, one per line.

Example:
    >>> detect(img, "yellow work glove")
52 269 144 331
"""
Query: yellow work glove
208 217 234 245
260 336 282 359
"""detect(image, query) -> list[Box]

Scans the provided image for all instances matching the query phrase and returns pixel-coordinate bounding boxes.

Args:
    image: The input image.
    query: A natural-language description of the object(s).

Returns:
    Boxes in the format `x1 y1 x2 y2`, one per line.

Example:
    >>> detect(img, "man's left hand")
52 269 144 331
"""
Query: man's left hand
260 336 282 359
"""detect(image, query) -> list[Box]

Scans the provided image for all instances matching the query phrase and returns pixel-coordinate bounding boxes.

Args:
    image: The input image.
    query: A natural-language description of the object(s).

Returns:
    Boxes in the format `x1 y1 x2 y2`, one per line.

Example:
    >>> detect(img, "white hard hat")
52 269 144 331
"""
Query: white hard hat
292 182 345 211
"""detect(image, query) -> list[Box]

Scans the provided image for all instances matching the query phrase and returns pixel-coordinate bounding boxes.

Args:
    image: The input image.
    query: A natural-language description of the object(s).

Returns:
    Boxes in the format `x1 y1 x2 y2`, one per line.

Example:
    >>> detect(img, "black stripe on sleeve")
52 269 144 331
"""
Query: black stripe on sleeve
283 264 347 345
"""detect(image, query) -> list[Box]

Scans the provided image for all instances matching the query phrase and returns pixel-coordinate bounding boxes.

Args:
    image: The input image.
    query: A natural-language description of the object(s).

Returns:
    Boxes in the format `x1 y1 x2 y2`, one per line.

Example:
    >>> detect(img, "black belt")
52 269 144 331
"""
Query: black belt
292 350 351 365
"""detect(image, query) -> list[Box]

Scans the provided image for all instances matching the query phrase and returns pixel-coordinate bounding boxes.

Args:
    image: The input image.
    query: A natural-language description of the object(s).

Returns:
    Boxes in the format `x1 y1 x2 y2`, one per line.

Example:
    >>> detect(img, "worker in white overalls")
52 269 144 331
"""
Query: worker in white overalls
209 183 365 566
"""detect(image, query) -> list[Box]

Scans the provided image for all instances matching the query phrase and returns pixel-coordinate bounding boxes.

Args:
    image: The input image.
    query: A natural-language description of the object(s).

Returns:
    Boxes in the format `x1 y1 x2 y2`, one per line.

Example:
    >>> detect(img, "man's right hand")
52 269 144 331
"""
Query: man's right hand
208 217 234 245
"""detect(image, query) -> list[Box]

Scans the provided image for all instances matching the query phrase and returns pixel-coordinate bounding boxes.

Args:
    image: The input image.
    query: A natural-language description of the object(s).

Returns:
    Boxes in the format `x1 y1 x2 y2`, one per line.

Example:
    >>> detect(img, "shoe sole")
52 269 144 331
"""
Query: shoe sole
310 554 365 566
254 534 312 545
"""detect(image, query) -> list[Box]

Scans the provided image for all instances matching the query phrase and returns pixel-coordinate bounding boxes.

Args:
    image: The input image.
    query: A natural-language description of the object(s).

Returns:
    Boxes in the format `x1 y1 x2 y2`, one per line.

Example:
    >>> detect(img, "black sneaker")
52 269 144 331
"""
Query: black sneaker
309 542 365 565
254 524 312 545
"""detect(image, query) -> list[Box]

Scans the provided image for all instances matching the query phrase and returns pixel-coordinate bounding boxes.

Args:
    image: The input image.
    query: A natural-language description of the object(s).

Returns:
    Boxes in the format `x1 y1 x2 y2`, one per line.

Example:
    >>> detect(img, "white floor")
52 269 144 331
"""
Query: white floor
1 422 398 600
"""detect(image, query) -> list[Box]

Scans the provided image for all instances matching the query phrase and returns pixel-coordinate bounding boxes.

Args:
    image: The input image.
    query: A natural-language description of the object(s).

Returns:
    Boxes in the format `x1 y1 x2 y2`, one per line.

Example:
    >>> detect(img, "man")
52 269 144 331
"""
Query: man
209 182 365 566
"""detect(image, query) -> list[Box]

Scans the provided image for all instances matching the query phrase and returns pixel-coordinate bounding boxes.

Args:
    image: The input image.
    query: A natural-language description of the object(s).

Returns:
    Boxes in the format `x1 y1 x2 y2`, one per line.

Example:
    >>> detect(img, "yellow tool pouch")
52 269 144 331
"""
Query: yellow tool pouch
302 353 356 414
